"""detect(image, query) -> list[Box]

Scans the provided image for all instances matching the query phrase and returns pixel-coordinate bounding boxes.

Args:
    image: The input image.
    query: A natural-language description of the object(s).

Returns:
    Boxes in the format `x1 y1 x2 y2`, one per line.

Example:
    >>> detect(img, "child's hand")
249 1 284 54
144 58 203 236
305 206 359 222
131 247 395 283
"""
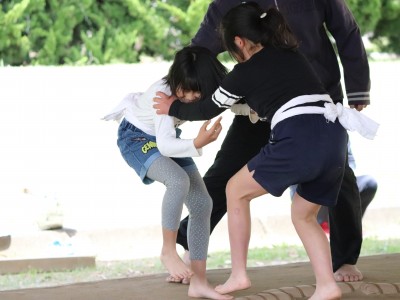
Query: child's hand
153 92 176 115
350 104 367 112
194 116 223 149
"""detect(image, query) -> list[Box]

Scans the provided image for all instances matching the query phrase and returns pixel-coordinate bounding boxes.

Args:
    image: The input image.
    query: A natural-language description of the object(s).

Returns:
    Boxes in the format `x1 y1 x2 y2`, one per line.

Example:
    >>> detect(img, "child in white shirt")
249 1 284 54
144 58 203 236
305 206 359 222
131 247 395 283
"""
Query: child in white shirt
104 46 232 300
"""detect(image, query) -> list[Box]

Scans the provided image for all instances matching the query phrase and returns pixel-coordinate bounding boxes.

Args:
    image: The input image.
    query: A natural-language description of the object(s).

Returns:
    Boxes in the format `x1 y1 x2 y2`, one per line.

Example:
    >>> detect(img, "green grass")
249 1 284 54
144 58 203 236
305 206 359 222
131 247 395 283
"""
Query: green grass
0 237 399 291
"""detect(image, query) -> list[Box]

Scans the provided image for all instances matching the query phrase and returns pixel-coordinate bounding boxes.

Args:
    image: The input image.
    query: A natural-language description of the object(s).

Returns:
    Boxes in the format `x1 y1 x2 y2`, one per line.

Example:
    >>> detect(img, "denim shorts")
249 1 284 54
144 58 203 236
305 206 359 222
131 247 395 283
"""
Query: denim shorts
117 118 196 184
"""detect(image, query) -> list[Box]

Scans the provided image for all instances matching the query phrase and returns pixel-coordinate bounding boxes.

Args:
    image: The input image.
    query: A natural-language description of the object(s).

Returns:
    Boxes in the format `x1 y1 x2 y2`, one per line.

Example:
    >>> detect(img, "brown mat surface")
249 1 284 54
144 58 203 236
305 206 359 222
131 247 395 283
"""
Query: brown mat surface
0 253 399 300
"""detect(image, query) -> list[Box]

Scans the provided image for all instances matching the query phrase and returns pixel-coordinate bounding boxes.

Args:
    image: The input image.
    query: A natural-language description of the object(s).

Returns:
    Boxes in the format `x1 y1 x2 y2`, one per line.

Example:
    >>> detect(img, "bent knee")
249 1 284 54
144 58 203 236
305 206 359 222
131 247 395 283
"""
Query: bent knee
167 171 190 191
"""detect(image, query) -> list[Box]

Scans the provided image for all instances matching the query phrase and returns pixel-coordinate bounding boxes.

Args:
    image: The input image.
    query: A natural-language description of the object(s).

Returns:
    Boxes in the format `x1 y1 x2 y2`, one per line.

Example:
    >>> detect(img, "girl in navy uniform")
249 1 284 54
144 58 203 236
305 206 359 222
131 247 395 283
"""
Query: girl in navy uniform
154 3 378 299
156 0 373 284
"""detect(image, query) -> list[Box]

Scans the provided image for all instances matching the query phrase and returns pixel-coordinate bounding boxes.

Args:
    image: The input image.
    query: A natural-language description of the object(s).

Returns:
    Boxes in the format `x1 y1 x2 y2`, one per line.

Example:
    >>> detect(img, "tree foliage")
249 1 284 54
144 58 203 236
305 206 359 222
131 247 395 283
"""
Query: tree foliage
346 0 382 34
0 0 398 66
0 0 209 65
370 0 400 54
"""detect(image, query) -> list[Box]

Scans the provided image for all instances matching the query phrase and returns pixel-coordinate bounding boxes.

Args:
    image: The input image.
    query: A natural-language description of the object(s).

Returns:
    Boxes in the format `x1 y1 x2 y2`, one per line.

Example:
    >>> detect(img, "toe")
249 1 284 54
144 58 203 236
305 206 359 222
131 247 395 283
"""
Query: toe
165 275 182 283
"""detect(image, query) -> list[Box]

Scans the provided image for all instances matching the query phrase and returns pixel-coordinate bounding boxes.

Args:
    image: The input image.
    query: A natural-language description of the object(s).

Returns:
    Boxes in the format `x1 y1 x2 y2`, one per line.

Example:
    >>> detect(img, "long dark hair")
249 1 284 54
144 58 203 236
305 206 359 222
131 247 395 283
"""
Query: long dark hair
163 46 228 100
221 2 298 60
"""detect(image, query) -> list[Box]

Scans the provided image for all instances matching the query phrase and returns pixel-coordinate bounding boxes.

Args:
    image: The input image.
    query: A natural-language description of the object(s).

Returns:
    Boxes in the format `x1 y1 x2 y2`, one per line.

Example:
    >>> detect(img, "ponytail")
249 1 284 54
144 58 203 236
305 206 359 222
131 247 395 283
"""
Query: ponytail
221 2 298 58
259 7 298 50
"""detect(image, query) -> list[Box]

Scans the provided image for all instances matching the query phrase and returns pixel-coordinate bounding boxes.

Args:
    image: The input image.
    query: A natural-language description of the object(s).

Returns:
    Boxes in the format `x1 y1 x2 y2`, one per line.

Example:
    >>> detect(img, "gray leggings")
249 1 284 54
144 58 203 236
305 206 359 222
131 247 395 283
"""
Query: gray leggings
147 156 212 260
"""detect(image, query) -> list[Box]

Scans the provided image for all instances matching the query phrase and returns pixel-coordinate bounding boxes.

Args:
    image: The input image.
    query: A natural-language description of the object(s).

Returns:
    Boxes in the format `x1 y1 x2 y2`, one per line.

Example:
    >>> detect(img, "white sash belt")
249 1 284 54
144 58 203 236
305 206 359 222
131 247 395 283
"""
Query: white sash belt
271 94 379 140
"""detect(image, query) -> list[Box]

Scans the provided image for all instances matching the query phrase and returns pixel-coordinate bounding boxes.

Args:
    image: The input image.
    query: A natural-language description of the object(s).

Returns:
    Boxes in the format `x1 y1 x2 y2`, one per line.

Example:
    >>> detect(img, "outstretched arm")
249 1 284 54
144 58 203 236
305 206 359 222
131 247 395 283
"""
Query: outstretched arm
153 91 226 121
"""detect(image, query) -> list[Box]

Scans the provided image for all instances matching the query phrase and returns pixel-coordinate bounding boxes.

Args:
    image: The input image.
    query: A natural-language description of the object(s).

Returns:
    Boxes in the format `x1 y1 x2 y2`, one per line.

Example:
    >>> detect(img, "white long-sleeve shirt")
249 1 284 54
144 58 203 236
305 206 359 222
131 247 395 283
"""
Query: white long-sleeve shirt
103 79 202 158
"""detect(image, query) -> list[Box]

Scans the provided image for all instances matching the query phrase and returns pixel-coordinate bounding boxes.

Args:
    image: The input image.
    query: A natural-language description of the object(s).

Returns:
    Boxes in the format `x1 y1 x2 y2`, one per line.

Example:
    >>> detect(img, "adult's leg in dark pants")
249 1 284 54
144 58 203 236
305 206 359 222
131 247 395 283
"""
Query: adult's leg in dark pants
316 175 378 226
357 175 378 217
329 156 363 281
176 116 270 250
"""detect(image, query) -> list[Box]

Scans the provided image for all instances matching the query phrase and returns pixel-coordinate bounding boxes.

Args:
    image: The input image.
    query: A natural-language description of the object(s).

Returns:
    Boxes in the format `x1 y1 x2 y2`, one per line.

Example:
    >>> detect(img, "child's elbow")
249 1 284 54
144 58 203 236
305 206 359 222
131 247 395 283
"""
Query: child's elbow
157 143 170 157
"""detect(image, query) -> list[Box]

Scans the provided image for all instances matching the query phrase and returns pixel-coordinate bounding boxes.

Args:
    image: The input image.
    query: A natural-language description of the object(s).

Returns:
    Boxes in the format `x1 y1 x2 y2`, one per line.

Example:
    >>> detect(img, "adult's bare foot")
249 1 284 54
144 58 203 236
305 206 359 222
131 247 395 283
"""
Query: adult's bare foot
334 264 363 282
161 251 193 280
215 274 251 294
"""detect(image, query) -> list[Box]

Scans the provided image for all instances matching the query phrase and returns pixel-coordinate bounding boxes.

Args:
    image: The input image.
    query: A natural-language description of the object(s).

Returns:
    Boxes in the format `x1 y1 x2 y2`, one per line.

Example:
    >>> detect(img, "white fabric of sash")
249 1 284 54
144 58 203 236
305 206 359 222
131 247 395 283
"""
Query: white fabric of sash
271 94 379 140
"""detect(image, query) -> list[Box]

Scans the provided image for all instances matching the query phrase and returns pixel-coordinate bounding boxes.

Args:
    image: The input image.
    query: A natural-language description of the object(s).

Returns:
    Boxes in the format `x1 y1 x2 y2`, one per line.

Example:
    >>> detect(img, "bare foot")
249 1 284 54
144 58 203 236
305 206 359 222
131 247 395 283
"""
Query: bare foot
215 274 251 294
165 275 191 285
165 250 191 284
189 279 233 300
334 264 363 282
309 282 341 300
165 275 184 283
161 251 193 280
182 250 191 284
182 250 190 265
181 277 190 285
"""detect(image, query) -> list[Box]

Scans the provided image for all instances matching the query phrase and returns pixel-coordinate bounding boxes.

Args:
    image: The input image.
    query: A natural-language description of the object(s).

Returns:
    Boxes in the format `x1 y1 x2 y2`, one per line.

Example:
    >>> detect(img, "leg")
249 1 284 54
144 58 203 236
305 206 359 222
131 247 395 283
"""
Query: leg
215 166 267 294
184 168 233 299
314 174 377 236
329 158 363 281
146 157 193 280
177 116 270 250
331 175 376 283
357 175 378 217
291 194 341 300
292 186 330 233
317 206 329 225
189 260 232 300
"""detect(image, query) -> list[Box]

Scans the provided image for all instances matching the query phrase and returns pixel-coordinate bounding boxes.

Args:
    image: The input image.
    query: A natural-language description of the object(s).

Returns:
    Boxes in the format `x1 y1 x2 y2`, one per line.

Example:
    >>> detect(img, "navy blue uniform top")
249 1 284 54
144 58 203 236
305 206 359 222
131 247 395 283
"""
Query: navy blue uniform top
169 0 371 121
170 46 327 122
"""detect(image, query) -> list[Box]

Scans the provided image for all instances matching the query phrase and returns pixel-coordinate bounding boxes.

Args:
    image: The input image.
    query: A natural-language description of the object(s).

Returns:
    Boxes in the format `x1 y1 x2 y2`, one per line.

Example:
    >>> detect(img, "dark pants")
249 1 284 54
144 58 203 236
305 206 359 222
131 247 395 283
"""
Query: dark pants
357 175 378 217
176 115 363 272
318 175 378 223
329 159 363 271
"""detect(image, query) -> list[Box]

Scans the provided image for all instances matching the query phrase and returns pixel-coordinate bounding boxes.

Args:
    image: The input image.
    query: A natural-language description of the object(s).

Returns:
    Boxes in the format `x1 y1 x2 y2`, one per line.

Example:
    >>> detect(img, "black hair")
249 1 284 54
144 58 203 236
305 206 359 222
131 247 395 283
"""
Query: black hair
163 46 228 100
220 2 298 60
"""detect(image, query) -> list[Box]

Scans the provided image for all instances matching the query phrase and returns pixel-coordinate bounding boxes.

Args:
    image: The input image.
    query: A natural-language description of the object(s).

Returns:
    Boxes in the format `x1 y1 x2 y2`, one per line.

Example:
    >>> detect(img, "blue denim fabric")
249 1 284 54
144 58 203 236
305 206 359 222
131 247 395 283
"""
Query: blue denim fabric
117 118 196 184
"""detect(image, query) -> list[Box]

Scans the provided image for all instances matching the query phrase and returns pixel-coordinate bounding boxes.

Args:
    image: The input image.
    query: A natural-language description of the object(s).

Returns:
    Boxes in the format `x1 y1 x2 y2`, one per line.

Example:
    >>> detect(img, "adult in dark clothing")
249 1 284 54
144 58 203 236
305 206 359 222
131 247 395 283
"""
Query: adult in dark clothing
154 0 371 282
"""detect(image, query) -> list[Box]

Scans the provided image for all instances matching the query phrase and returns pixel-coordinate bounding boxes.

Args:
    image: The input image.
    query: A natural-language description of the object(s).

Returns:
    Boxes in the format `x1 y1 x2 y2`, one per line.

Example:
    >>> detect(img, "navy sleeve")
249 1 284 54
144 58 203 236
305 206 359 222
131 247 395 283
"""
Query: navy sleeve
190 0 243 55
324 0 371 105
169 96 226 121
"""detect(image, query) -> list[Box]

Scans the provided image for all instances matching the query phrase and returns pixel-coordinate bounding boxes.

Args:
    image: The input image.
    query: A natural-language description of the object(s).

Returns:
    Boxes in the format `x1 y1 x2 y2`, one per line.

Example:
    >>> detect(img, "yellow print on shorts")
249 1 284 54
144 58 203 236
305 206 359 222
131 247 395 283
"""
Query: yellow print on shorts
142 141 157 154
